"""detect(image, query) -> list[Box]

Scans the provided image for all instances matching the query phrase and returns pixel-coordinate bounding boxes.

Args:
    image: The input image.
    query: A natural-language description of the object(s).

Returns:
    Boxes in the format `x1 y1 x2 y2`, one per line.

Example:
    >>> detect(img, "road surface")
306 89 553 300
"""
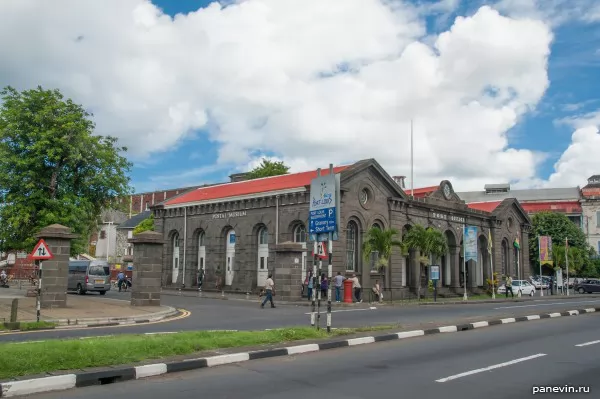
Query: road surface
2 291 600 342
27 310 599 398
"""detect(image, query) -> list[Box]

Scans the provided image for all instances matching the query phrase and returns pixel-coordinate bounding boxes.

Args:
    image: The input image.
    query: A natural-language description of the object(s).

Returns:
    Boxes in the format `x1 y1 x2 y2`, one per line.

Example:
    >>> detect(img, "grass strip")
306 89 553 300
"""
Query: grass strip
1 321 57 331
0 325 397 379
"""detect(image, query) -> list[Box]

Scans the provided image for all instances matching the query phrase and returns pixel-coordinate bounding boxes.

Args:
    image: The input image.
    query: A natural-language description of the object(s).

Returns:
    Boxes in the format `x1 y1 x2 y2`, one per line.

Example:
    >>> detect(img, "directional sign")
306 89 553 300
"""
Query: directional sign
313 242 328 259
309 173 338 236
430 265 440 281
31 239 54 260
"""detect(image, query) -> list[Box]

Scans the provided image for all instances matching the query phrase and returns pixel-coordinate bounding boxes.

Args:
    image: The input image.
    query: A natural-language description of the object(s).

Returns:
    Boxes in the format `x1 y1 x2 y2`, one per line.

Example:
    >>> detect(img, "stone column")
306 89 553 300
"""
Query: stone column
35 224 79 308
273 242 305 302
451 247 461 288
129 231 164 306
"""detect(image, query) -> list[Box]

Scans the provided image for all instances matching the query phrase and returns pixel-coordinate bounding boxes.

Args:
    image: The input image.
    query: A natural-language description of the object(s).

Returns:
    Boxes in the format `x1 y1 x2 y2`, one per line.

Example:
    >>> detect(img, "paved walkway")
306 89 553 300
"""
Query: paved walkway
0 288 169 323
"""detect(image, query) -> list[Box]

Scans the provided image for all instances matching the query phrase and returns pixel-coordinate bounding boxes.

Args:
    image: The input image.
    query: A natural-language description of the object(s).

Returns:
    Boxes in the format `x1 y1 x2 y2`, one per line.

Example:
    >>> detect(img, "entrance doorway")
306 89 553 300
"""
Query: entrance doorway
257 227 269 287
225 229 235 286
172 233 180 284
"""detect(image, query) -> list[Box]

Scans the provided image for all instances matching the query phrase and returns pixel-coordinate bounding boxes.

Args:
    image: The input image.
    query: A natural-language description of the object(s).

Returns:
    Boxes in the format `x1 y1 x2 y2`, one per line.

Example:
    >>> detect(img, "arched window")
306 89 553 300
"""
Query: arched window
171 232 180 284
345 221 359 272
259 227 269 245
293 224 307 243
372 222 382 230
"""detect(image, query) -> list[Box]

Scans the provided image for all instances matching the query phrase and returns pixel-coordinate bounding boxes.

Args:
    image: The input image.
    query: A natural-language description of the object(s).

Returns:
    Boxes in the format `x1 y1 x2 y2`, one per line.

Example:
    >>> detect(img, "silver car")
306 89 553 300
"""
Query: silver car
68 260 111 295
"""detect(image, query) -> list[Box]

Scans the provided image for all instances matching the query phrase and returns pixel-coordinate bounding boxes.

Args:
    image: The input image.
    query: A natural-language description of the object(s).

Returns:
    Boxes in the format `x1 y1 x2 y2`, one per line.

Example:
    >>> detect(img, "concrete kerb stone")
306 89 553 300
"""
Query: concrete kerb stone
1 306 599 397
6 307 180 332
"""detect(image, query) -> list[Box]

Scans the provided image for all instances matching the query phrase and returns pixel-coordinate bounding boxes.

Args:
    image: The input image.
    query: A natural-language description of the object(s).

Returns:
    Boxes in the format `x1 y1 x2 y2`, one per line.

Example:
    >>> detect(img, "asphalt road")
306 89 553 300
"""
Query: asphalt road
2 291 600 342
27 310 599 398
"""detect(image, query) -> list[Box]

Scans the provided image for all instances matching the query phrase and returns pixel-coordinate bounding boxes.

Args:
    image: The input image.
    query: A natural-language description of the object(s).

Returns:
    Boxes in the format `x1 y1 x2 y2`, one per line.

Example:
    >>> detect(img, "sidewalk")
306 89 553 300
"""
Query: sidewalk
161 287 600 307
0 288 176 326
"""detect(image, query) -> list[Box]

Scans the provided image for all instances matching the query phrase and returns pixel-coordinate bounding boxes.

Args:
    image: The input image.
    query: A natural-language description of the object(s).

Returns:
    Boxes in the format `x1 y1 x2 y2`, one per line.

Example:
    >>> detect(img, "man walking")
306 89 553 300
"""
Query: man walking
117 271 126 292
261 273 276 308
505 275 514 298
333 272 345 303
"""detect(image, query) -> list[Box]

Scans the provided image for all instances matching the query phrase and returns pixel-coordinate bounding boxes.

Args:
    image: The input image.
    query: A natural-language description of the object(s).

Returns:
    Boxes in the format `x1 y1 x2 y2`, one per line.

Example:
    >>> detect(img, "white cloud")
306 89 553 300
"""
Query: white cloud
543 124 600 187
494 0 600 26
0 0 566 191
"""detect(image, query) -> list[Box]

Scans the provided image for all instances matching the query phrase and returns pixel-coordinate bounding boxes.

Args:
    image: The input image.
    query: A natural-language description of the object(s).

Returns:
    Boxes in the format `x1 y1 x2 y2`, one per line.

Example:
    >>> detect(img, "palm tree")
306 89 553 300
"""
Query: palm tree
362 227 403 288
401 225 449 299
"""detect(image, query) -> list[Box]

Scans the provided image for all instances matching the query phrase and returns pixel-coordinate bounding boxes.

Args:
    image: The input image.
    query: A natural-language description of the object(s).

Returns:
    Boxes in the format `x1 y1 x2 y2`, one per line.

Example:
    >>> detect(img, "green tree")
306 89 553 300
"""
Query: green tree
401 225 449 299
529 212 589 273
551 245 585 276
133 215 155 235
246 158 290 179
362 226 402 288
0 86 132 255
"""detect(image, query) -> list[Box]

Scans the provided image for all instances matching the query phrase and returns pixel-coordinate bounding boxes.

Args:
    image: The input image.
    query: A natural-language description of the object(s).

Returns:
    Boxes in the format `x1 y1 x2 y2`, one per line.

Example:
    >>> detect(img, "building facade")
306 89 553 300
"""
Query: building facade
581 175 600 253
455 185 583 229
151 159 531 295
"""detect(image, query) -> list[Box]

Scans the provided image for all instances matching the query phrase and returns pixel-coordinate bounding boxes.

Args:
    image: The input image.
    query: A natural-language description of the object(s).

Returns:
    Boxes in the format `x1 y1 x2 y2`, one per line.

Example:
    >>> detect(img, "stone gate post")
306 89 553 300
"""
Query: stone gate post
34 224 79 308
273 242 305 302
129 231 164 306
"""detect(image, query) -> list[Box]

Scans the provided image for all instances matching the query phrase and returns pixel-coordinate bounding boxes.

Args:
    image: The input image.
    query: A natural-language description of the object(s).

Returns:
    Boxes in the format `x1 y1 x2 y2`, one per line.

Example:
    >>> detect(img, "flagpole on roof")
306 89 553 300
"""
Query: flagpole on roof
410 119 414 199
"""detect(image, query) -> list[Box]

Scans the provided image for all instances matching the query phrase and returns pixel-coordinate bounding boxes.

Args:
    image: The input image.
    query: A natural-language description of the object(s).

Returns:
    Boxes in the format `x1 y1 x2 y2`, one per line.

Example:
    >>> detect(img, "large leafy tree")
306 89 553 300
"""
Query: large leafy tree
529 212 590 273
362 226 402 288
401 225 449 298
246 158 290 179
0 86 132 255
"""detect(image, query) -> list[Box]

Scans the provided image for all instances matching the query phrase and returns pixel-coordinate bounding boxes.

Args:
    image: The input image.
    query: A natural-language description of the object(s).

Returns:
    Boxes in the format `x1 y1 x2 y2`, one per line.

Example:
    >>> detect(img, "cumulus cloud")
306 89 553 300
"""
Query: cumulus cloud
0 0 563 191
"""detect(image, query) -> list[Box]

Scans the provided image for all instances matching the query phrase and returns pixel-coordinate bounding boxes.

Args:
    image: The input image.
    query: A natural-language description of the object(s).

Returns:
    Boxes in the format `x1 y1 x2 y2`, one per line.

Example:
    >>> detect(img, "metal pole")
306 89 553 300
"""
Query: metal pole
310 169 320 327
36 261 42 322
410 119 414 198
565 238 569 296
463 225 467 301
317 257 323 330
539 238 543 297
182 207 187 288
327 163 334 333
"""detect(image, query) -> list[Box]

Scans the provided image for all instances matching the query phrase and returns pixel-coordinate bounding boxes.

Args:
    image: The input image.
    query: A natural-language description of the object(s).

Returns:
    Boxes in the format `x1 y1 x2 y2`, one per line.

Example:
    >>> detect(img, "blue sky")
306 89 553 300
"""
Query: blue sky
125 0 600 193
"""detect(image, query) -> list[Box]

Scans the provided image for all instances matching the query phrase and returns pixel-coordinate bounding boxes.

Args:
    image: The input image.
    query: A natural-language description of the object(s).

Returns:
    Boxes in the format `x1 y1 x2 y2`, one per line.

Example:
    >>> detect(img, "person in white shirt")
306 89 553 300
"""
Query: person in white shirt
350 274 362 303
261 273 276 308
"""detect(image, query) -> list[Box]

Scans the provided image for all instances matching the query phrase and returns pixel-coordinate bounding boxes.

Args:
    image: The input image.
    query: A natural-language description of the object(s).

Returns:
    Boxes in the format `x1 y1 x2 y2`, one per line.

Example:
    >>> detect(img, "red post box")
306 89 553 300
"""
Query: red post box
344 279 353 303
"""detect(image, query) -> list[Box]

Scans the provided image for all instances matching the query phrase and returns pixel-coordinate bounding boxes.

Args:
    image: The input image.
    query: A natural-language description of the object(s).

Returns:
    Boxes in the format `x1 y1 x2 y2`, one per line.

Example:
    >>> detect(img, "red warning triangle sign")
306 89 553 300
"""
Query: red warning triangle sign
313 242 328 259
31 239 54 260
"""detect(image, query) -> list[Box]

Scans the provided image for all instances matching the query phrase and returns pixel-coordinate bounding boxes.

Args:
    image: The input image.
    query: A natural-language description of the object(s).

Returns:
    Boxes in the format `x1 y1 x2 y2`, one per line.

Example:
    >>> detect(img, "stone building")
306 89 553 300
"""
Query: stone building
150 159 531 295
581 175 600 253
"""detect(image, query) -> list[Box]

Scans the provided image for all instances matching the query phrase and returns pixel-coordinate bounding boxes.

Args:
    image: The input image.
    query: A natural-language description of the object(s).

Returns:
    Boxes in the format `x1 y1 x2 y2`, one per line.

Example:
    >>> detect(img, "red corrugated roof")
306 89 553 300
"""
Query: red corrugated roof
468 201 502 212
410 186 439 198
165 166 350 206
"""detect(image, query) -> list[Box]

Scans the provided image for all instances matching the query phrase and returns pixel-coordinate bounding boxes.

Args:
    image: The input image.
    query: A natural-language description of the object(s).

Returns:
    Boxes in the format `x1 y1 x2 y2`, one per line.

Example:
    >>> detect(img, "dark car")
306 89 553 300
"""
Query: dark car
574 279 600 294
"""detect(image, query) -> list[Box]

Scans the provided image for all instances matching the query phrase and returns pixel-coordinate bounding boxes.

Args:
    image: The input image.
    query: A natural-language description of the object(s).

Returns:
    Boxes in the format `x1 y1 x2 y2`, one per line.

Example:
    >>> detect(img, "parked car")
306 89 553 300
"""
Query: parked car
68 260 111 295
498 280 536 296
529 278 548 290
573 279 600 294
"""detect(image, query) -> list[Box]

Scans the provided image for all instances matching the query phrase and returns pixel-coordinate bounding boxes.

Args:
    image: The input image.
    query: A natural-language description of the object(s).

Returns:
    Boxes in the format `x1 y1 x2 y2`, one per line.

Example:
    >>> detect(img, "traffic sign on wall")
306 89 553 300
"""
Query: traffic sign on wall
30 239 54 260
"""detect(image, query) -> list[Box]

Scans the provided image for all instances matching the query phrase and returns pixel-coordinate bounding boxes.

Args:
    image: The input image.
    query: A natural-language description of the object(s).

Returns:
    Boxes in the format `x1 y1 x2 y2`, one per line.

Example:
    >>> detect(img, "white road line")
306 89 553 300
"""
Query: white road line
435 354 547 383
575 340 600 347
303 308 376 315
495 300 600 309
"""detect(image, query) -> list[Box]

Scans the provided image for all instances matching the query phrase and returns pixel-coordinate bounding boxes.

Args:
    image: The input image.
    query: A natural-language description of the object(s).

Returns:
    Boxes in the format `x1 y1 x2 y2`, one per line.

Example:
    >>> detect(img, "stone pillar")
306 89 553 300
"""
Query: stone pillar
451 247 461 288
129 231 164 306
273 242 305 302
35 224 79 308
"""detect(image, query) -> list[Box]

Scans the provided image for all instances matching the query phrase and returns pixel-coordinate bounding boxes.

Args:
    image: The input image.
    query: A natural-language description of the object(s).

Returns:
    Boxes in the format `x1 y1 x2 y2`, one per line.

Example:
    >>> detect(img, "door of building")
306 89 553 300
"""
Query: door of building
225 230 235 286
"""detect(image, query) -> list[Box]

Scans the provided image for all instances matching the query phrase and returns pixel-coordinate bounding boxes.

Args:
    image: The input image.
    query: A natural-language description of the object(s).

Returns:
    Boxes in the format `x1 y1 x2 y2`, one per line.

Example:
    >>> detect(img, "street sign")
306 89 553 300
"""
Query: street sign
313 242 328 259
309 173 338 236
430 265 440 281
30 239 54 260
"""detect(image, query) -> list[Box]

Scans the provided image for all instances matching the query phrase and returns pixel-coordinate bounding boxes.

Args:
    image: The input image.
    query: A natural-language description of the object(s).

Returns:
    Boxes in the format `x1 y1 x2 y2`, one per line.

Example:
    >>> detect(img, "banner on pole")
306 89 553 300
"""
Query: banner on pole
463 226 478 262
539 236 553 265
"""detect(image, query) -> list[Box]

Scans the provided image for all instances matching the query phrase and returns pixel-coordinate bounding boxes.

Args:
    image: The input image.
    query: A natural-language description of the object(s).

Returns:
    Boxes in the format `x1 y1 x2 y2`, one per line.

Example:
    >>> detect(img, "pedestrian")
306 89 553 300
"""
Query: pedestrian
349 274 362 303
333 272 345 302
320 273 328 299
307 271 314 301
372 279 382 303
261 273 276 308
117 271 125 292
505 275 514 298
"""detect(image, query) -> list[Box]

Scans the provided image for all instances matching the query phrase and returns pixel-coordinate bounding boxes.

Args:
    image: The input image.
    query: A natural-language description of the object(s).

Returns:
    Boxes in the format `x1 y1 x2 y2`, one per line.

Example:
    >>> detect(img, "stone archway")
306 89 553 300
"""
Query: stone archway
477 235 488 287
443 230 458 288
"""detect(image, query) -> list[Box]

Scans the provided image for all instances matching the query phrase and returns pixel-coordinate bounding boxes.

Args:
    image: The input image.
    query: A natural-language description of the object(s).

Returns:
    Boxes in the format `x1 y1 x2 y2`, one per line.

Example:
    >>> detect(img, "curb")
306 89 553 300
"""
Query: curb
1 306 598 397
1 307 180 333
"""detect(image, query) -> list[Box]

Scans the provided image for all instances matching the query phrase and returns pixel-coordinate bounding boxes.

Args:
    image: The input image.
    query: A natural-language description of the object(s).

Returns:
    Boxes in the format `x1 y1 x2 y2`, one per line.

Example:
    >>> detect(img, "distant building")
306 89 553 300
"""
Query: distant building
581 175 600 253
92 209 128 262
115 211 152 263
